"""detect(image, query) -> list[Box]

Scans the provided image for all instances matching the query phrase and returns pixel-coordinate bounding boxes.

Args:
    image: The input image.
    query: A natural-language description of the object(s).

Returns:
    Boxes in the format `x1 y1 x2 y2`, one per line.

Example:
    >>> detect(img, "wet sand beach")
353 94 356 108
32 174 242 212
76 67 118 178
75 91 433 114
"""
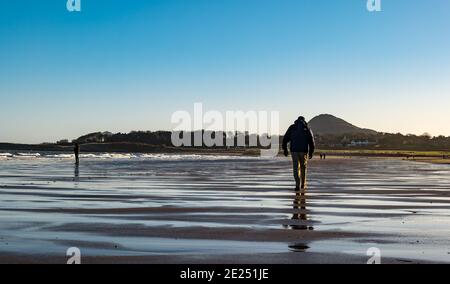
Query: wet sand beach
0 154 449 263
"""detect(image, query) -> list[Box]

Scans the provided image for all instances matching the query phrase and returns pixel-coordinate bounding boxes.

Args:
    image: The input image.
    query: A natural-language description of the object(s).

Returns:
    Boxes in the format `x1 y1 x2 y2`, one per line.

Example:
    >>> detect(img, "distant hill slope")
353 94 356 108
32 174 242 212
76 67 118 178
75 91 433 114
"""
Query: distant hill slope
308 114 378 135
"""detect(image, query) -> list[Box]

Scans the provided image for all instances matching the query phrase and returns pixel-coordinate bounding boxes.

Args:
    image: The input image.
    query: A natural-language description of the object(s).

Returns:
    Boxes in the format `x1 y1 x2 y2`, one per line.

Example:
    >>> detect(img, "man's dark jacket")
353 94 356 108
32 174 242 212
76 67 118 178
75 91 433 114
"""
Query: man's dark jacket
282 120 315 155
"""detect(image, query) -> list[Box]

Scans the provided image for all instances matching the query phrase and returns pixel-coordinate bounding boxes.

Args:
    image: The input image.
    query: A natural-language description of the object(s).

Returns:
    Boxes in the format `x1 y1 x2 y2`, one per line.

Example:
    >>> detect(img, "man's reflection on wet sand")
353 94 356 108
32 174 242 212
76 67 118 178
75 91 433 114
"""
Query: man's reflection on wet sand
74 163 80 182
289 191 313 231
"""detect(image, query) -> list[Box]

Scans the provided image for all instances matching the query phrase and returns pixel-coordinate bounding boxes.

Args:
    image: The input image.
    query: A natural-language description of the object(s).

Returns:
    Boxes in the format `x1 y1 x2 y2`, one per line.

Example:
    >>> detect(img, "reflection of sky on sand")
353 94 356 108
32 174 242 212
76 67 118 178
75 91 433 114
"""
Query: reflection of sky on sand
0 156 450 262
309 233 450 263
0 230 287 257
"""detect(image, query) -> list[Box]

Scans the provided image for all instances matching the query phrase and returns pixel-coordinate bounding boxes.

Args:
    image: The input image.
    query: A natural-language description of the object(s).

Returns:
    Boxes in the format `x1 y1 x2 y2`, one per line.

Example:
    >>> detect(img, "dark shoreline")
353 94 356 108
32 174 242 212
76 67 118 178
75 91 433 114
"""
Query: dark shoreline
1 142 449 159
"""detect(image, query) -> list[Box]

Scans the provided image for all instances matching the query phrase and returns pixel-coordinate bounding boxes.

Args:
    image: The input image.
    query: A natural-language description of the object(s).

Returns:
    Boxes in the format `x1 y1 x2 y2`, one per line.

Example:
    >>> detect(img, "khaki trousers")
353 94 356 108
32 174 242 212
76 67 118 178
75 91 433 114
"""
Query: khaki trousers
291 152 308 189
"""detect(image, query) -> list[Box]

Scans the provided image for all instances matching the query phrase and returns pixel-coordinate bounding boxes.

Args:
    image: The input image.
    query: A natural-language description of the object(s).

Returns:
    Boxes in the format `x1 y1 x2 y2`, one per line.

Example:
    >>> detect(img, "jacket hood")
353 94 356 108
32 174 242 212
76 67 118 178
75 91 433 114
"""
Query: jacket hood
295 117 307 127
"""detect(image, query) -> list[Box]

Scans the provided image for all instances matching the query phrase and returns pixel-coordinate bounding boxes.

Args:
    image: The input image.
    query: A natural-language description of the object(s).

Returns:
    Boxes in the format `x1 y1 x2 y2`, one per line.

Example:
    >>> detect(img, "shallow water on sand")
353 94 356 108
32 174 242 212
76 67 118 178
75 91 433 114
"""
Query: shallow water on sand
0 154 450 263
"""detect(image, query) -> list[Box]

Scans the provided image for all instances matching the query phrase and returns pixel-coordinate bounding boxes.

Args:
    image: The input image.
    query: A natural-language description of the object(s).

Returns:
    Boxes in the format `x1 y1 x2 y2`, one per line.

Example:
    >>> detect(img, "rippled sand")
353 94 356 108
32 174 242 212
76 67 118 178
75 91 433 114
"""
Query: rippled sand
0 155 449 263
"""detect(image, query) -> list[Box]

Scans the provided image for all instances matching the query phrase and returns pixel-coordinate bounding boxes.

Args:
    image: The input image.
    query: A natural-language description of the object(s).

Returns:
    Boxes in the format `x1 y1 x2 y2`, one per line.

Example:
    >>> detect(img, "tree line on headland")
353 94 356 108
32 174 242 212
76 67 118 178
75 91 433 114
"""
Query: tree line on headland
63 130 449 151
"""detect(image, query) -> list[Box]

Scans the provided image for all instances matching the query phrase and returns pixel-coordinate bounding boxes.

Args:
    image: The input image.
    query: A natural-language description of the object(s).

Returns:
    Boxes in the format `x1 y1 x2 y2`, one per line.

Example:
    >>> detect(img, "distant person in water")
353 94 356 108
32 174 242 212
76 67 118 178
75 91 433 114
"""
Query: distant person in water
74 143 80 164
282 116 315 191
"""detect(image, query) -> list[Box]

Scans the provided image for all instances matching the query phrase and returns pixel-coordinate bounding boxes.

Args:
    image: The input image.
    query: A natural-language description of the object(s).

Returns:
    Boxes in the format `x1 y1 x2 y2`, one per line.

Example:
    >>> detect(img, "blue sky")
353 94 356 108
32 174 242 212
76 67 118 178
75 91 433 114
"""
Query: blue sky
1 0 449 143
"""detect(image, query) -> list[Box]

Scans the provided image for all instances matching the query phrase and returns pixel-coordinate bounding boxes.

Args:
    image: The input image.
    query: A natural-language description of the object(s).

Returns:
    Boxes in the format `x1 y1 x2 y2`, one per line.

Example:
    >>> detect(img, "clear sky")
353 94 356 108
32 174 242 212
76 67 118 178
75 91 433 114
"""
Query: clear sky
1 0 449 143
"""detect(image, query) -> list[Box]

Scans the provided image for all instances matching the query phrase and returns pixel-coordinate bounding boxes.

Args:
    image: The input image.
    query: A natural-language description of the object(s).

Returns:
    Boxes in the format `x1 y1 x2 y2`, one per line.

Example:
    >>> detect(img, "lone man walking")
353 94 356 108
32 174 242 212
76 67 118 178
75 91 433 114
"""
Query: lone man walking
74 143 80 165
282 116 315 191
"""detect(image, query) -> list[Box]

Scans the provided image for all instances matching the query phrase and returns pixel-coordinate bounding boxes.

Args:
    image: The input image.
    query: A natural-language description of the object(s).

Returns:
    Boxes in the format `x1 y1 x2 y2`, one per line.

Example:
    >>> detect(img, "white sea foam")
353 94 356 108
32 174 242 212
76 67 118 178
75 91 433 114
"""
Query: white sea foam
45 154 74 159
12 153 42 158
0 153 13 157
79 153 138 159
138 154 256 161
0 153 13 160
0 152 261 161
